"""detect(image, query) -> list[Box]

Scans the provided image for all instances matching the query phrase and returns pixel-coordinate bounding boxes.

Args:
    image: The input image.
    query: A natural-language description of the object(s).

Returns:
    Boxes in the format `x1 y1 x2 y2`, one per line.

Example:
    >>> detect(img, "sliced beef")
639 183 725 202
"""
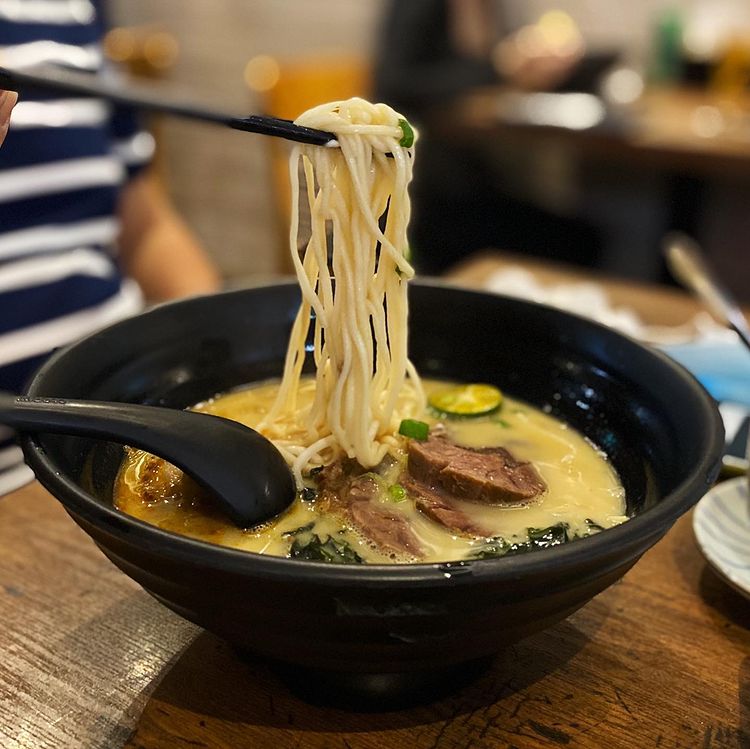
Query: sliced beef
317 466 423 558
315 458 358 514
346 473 380 503
317 458 352 495
347 475 423 557
400 474 490 537
407 435 545 506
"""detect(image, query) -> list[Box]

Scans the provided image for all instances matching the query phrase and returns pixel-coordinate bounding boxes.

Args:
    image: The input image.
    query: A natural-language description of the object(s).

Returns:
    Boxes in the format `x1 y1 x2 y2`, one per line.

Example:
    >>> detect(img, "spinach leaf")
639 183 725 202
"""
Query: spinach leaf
584 518 606 533
471 522 572 559
527 523 570 548
281 521 315 538
290 534 364 564
472 538 511 559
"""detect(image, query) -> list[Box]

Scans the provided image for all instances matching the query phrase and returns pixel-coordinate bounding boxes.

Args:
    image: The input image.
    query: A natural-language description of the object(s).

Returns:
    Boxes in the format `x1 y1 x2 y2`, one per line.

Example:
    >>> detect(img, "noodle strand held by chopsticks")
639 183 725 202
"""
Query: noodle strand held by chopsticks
257 98 425 486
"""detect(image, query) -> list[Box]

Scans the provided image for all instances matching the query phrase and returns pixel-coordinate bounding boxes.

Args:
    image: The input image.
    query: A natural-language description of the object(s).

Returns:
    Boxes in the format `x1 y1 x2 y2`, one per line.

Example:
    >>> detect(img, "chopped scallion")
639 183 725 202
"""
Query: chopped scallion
388 484 407 502
398 418 429 441
398 118 414 148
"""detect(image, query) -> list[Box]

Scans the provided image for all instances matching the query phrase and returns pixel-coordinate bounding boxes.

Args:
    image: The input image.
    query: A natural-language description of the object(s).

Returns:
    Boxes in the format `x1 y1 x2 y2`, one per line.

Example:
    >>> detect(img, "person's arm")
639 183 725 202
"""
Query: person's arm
117 169 221 301
0 90 17 146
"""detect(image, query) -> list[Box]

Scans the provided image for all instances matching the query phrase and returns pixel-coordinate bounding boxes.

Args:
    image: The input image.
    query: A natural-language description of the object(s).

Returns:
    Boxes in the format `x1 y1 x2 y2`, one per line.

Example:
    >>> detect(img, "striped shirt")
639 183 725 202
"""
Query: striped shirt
0 0 151 493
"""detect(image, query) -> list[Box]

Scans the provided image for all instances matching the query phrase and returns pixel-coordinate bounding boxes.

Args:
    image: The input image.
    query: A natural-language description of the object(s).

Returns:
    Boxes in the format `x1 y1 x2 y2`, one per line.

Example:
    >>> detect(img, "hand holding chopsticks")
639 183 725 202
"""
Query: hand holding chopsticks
0 87 17 146
0 64 338 147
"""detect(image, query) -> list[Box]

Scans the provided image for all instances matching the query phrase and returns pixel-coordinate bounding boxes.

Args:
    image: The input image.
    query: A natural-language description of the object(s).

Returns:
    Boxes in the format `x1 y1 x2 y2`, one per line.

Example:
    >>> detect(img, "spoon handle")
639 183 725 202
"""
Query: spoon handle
0 392 185 443
0 391 296 527
0 392 232 486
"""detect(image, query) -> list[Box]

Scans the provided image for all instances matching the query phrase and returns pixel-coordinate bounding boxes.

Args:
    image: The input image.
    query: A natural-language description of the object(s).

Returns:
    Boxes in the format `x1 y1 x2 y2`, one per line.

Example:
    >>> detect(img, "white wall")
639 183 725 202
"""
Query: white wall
108 0 386 281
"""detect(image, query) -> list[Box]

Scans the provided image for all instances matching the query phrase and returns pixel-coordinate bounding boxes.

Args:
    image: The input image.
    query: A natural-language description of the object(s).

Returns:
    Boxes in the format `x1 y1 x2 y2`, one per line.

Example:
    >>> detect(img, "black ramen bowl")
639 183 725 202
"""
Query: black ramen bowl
21 282 723 705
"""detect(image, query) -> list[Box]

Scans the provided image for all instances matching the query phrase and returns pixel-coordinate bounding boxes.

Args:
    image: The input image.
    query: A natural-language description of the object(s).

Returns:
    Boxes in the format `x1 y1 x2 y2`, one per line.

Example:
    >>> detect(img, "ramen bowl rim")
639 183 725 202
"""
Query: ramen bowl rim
21 281 725 588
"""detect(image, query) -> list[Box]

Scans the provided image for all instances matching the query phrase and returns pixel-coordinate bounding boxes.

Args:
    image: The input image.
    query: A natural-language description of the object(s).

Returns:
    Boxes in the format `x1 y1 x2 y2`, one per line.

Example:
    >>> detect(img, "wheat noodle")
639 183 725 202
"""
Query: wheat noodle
257 98 425 486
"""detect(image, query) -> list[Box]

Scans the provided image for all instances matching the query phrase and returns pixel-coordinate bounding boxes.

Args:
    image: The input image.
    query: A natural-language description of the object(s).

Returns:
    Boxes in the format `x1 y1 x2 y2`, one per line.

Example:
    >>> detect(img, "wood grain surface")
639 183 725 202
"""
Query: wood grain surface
447 250 708 329
1 260 748 748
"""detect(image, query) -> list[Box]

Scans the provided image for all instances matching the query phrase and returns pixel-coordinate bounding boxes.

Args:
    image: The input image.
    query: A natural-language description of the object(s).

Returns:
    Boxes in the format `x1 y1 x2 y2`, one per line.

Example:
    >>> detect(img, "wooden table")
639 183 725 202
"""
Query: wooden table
444 85 750 180
1 258 749 749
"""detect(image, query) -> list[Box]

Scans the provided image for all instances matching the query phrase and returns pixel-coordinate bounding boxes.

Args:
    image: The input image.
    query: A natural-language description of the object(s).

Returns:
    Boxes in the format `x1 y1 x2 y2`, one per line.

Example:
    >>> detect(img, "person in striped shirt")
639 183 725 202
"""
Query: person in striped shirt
0 0 221 493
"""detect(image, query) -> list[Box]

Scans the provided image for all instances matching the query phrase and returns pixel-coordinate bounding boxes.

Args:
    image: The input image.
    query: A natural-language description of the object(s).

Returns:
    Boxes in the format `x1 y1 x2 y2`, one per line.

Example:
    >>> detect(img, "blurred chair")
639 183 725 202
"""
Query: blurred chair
245 54 371 271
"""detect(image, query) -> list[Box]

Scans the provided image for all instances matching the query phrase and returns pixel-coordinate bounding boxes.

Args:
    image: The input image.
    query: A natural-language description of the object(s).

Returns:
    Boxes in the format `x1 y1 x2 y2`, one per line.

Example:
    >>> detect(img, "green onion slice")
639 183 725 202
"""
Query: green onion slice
398 418 429 441
388 484 407 502
398 118 414 148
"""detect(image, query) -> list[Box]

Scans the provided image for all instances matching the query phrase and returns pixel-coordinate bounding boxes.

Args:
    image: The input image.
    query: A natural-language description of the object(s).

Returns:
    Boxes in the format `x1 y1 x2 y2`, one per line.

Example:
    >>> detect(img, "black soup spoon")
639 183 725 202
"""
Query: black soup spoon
2 392 296 528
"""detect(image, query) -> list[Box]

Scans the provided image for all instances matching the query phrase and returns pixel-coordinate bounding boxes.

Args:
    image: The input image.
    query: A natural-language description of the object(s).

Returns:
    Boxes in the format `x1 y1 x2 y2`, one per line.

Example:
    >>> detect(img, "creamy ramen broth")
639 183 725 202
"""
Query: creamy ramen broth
114 379 627 564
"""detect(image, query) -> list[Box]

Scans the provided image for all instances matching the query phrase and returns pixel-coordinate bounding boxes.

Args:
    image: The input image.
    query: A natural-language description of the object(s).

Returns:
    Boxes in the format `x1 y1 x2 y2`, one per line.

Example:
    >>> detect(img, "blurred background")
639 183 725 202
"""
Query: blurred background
106 0 750 298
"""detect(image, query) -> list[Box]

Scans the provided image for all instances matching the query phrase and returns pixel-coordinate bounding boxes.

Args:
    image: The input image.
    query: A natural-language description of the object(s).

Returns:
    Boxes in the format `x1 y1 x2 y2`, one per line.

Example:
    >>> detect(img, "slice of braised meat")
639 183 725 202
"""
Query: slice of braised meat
316 459 351 495
317 466 423 558
400 474 490 537
407 435 546 505
315 458 358 514
347 475 423 557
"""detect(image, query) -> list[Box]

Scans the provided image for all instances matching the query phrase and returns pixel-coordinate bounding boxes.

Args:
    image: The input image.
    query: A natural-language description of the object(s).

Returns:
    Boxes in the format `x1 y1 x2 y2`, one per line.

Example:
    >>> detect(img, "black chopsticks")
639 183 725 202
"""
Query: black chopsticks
0 64 337 147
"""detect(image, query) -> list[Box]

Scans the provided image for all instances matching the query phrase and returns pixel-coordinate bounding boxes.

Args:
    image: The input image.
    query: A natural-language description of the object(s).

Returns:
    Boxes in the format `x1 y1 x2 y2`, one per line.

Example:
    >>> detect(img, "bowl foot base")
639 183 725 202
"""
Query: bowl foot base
247 654 493 711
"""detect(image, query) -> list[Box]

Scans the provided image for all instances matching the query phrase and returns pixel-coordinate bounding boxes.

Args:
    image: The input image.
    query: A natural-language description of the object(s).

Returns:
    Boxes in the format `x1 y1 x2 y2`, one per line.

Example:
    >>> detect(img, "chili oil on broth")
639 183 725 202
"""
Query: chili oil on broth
114 378 627 563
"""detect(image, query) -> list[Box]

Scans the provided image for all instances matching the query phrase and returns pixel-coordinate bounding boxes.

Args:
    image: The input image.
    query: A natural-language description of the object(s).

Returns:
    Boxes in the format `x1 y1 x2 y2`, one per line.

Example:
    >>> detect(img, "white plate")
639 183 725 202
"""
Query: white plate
693 477 750 599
